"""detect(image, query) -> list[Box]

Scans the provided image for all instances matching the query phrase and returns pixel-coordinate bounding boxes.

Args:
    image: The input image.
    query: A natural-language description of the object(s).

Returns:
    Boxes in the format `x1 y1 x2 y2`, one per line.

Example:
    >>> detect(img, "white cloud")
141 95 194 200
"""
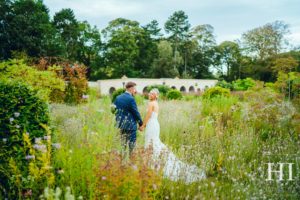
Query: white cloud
287 24 300 47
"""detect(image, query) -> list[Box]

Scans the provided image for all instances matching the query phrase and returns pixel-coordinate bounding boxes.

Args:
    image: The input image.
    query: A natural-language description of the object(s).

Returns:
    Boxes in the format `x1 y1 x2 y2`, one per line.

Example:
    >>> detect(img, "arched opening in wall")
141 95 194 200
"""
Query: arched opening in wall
197 88 201 93
171 86 177 90
143 87 148 94
180 86 186 93
109 87 116 95
189 86 195 93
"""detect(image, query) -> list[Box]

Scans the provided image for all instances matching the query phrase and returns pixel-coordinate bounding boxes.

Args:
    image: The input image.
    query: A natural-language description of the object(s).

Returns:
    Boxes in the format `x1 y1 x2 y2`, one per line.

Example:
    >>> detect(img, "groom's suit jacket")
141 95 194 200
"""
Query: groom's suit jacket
114 92 143 131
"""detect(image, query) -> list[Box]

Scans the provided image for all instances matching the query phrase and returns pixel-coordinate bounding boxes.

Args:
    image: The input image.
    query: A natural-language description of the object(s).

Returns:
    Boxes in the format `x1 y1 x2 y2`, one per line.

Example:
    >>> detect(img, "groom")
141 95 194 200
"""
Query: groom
114 82 143 158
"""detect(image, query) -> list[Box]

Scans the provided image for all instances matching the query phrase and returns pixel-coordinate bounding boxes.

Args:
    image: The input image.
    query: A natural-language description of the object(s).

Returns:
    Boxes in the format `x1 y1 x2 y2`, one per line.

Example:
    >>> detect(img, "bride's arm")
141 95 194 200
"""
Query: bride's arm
142 102 153 128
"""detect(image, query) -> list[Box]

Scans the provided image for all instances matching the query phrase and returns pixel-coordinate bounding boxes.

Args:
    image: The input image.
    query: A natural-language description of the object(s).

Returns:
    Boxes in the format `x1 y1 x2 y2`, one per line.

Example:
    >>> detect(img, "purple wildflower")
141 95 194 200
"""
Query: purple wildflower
52 143 61 149
82 94 89 99
25 155 35 160
33 144 47 152
43 135 51 140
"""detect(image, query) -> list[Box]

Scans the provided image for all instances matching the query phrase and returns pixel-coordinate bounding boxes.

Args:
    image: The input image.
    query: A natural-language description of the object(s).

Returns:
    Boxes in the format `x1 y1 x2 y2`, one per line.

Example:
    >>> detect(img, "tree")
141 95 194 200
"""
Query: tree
77 21 102 77
0 0 13 59
187 24 216 78
241 21 290 60
217 41 242 81
143 20 162 40
4 0 53 58
165 10 191 71
151 40 180 78
102 19 144 78
272 56 298 73
53 8 80 60
102 18 159 78
102 18 139 39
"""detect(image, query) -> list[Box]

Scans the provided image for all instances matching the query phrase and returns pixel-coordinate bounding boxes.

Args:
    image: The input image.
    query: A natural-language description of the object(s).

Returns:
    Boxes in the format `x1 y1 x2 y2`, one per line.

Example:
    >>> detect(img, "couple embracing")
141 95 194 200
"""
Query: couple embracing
113 82 206 183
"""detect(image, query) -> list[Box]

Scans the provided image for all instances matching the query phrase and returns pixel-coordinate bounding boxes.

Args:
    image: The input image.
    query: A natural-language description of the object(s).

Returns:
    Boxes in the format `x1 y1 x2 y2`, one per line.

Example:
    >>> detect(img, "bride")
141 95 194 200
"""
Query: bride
140 88 206 183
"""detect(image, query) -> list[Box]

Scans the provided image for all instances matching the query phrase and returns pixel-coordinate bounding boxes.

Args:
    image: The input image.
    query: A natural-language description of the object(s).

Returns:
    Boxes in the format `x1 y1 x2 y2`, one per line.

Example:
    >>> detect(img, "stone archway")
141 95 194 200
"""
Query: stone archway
143 86 148 94
109 87 116 95
171 86 177 90
180 86 186 93
189 86 195 93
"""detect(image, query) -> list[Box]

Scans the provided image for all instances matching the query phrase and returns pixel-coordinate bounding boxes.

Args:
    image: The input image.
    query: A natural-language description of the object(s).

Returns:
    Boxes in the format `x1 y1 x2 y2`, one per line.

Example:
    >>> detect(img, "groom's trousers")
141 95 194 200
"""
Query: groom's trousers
120 129 136 157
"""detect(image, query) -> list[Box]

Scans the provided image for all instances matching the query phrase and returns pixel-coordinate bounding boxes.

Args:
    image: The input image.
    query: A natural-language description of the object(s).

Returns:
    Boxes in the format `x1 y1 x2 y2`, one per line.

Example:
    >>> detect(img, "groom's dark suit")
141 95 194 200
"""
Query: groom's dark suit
114 91 143 155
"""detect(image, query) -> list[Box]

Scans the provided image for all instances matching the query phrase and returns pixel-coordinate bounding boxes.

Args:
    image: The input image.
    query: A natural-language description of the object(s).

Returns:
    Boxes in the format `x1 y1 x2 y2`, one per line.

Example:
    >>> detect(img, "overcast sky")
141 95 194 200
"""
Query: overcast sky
43 0 300 47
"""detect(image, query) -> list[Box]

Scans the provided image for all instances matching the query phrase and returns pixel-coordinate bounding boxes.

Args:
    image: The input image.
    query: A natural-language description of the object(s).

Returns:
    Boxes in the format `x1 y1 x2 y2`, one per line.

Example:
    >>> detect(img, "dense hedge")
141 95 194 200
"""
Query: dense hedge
0 81 50 195
0 59 65 101
166 89 183 100
202 86 230 99
232 78 256 91
216 78 256 91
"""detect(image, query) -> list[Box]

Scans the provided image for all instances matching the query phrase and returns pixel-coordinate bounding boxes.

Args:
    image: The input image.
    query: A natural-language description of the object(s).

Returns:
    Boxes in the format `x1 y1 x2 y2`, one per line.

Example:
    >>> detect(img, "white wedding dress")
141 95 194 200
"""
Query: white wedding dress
144 112 206 183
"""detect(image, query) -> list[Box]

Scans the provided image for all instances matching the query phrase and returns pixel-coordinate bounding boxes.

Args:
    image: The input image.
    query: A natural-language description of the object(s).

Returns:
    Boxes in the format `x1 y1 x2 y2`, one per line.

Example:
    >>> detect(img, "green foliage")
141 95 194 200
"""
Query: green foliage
134 94 145 105
94 150 161 199
166 89 183 100
63 64 89 105
1 0 53 58
232 78 256 91
182 94 199 101
0 59 65 101
87 87 101 102
0 81 51 198
216 80 233 90
48 92 299 199
111 88 126 103
187 24 216 79
241 21 289 60
0 80 50 139
151 40 180 78
202 86 230 99
274 71 300 99
217 41 242 81
165 10 190 43
102 18 158 78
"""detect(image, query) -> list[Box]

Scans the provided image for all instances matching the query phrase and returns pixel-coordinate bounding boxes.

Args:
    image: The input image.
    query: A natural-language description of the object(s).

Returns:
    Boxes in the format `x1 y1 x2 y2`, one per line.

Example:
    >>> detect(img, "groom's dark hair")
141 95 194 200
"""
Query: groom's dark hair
125 82 136 89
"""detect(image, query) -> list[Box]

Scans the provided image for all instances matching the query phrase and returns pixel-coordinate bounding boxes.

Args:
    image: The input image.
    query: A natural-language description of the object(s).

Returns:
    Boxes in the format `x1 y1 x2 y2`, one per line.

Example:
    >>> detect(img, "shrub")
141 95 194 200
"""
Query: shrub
166 89 183 100
202 86 230 99
87 87 102 102
0 81 51 198
134 94 145 105
183 95 199 101
274 71 300 100
63 64 89 105
94 149 162 199
0 59 65 102
111 88 126 103
216 80 233 90
232 78 256 91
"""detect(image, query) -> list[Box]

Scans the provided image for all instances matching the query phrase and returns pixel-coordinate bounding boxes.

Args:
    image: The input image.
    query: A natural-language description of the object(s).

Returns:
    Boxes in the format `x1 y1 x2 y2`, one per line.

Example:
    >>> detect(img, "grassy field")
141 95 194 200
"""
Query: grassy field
48 87 300 199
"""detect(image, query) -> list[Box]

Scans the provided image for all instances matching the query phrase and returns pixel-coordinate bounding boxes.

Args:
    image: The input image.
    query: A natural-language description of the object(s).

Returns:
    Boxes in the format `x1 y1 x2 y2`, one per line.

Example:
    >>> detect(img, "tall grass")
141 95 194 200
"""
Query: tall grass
48 89 300 199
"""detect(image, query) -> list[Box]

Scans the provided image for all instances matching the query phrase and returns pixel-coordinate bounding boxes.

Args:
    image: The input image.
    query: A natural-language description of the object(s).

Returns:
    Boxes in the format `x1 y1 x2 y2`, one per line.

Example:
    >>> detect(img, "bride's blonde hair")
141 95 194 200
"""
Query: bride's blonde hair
149 88 159 99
